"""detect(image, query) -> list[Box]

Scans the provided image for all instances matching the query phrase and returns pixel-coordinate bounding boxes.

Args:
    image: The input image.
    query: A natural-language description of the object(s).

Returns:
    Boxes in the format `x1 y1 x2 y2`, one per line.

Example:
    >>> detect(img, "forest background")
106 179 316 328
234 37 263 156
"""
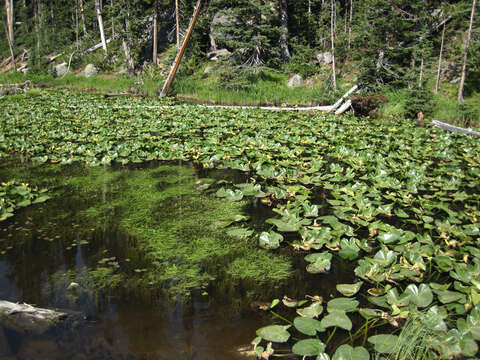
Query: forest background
1 0 479 125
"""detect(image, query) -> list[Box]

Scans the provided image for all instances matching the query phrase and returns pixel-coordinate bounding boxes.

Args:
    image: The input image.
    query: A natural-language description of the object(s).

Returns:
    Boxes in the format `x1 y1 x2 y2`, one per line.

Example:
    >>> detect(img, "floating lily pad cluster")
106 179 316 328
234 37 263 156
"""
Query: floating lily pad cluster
1 89 480 357
0 181 50 221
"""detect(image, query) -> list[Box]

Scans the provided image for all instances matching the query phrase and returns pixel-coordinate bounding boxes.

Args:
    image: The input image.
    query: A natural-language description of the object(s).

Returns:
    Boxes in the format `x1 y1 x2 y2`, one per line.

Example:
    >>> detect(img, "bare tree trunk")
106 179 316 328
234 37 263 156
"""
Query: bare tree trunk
95 0 108 53
3 18 16 70
348 0 353 49
279 0 291 62
175 0 180 48
153 3 158 64
4 0 15 69
330 0 337 91
458 0 477 103
418 56 424 88
74 2 79 49
111 0 115 38
79 0 87 36
435 22 446 94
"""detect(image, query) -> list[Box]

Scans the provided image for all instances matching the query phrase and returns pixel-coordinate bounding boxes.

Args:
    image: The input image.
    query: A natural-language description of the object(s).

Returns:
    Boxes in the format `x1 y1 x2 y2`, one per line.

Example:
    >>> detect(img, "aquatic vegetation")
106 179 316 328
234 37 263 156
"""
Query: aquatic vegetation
0 180 50 221
1 89 480 357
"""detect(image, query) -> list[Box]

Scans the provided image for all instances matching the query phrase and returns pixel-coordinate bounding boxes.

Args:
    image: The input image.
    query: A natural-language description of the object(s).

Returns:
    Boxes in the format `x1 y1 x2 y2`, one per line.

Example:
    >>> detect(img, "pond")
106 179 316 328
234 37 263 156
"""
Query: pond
0 159 353 360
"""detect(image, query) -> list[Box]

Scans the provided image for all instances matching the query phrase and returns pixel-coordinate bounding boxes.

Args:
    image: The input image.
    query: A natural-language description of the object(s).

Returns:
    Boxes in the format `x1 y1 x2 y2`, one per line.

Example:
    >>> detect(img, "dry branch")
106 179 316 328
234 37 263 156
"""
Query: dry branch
432 120 480 137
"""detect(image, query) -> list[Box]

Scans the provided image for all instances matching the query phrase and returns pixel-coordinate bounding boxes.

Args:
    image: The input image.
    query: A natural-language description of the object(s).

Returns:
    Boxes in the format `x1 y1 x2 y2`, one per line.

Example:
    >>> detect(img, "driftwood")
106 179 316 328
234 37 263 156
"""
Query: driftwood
432 120 480 137
328 85 358 113
104 92 146 98
0 301 68 334
335 99 352 115
81 38 113 55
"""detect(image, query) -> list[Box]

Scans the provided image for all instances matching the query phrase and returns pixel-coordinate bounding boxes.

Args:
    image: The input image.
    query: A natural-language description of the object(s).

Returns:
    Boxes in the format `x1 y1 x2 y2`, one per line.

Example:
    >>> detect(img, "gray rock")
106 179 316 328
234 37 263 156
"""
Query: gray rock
316 52 333 65
204 66 215 74
53 63 68 77
287 74 303 88
207 48 232 60
450 77 461 85
84 64 98 78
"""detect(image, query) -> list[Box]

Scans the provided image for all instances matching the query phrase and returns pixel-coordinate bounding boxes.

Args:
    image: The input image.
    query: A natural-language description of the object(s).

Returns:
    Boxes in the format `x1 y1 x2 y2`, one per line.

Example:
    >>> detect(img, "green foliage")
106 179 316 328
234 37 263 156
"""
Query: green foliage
0 181 50 221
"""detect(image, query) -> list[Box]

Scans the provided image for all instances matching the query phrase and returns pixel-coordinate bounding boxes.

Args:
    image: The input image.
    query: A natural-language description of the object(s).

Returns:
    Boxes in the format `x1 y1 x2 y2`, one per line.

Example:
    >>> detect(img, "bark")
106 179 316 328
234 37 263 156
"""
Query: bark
79 0 87 36
418 56 424 88
74 2 79 49
4 0 15 70
0 301 68 334
81 38 113 55
175 0 180 48
122 39 134 69
330 0 337 91
432 120 480 137
348 0 353 49
435 22 446 94
95 0 108 53
458 0 477 103
110 0 115 38
279 0 291 62
161 0 203 97
153 3 158 64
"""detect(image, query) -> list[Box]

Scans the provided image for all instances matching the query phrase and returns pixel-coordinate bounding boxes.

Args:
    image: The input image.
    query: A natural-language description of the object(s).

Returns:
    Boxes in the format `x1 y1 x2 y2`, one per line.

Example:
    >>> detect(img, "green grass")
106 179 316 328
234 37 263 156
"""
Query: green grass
172 69 347 106
0 72 162 97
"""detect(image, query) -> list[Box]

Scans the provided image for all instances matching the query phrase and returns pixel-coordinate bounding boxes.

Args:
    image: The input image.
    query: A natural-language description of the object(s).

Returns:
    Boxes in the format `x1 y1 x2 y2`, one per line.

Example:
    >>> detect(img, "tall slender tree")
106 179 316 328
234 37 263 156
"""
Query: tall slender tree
458 0 477 103
95 0 108 53
435 22 446 94
279 0 291 62
330 0 336 90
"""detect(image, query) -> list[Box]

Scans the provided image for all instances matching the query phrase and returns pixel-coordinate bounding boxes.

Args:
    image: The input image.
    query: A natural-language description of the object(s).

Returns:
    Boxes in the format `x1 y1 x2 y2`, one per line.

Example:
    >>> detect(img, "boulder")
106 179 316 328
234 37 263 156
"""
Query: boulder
53 63 68 77
117 67 134 77
204 66 215 74
316 52 333 66
287 74 303 88
206 49 232 61
84 64 98 78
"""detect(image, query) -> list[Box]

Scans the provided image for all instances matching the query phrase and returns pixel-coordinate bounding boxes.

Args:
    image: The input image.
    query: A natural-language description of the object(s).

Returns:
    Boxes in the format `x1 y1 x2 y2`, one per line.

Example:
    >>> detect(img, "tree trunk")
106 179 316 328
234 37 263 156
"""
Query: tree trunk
279 0 291 62
175 0 180 48
458 0 477 103
348 0 353 49
435 22 446 94
153 3 158 64
330 0 337 91
4 0 15 70
418 56 424 88
74 3 79 49
95 0 108 53
111 0 115 38
79 0 87 36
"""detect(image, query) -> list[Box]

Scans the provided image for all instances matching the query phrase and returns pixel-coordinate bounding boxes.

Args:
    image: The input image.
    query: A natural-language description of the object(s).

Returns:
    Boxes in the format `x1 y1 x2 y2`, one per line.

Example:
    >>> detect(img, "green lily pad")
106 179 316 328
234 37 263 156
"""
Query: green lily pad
305 252 333 274
296 302 323 318
292 339 326 356
402 284 433 308
336 282 363 297
293 316 325 336
368 334 399 354
226 227 254 239
258 231 283 250
332 344 370 360
327 297 359 312
256 325 291 343
320 311 352 331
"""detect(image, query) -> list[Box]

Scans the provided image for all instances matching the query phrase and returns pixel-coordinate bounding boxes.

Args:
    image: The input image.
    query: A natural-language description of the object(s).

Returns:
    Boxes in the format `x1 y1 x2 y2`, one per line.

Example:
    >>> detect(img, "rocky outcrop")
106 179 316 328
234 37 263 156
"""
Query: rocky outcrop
287 74 303 88
53 62 68 77
317 52 333 66
84 64 98 78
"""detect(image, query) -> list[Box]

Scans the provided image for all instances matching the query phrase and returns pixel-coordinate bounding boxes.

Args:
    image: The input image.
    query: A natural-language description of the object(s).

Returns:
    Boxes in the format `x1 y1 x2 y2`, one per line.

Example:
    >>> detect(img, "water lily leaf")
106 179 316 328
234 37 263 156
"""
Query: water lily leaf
373 248 396 266
305 252 332 274
336 282 363 297
434 289 467 304
256 325 291 343
332 344 370 360
293 316 325 336
402 284 433 308
327 297 359 312
258 231 283 250
368 334 399 354
320 310 352 331
316 354 330 360
292 339 326 356
227 227 253 239
377 230 402 244
296 302 323 318
216 187 243 201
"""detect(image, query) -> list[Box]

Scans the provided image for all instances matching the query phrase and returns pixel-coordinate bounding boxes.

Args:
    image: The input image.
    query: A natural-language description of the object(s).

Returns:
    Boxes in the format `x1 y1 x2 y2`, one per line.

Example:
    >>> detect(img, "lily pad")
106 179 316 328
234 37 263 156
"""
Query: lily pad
292 339 326 356
336 282 363 297
258 231 283 250
368 334 399 354
256 325 291 343
296 302 324 318
327 297 359 312
332 344 370 360
320 310 352 331
293 316 325 336
305 252 333 274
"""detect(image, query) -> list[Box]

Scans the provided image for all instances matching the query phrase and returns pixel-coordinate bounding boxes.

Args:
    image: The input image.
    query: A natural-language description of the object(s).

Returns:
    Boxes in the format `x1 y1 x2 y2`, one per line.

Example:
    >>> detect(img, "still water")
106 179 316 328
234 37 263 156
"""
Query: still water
0 160 353 360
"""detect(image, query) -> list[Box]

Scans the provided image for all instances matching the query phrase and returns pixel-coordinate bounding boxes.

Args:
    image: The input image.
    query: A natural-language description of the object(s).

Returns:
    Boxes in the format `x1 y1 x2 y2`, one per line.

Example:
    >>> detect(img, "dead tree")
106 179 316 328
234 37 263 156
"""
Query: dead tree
458 0 477 103
95 0 108 53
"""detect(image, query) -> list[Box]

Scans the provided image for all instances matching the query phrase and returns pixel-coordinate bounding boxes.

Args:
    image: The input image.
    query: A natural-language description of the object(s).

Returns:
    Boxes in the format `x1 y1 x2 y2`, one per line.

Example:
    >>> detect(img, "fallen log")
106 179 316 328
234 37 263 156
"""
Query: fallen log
0 56 12 67
335 99 352 115
328 85 358 113
104 93 146 98
81 38 113 55
432 120 480 137
0 301 68 334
